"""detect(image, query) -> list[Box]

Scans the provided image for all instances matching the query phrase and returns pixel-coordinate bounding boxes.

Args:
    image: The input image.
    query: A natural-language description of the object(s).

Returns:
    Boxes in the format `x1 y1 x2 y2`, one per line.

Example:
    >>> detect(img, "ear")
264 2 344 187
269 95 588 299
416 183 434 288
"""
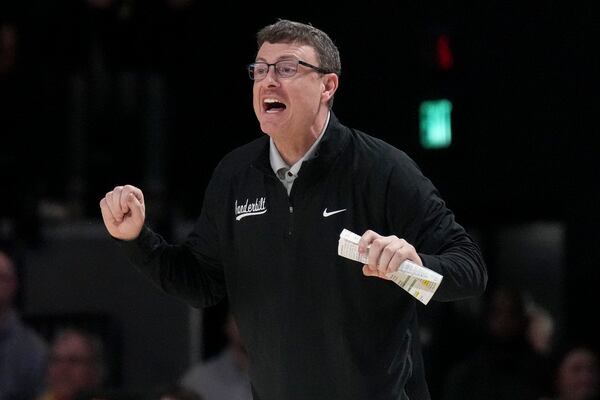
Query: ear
321 73 339 103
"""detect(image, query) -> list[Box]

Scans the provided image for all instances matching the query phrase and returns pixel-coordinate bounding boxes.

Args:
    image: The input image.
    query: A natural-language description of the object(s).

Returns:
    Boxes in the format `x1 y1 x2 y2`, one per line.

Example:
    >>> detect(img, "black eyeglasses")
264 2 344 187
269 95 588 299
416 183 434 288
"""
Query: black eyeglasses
247 60 330 81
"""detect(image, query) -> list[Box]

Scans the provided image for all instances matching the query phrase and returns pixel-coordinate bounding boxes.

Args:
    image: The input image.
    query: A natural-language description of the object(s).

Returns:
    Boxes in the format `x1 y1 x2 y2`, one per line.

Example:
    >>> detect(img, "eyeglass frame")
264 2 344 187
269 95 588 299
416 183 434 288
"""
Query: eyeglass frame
247 59 331 81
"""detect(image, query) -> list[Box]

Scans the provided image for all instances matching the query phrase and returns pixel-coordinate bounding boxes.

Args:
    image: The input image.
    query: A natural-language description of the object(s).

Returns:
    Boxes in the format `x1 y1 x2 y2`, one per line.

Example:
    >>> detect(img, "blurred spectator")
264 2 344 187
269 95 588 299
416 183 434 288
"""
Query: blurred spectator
541 344 599 400
38 328 106 400
419 295 483 398
180 313 251 400
0 23 16 76
527 301 556 357
441 284 549 400
152 384 203 400
0 248 48 400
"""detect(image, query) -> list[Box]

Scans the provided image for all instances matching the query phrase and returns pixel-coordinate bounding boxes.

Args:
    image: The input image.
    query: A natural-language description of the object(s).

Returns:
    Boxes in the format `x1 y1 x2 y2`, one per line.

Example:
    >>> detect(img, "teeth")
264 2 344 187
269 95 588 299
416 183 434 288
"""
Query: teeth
264 98 280 103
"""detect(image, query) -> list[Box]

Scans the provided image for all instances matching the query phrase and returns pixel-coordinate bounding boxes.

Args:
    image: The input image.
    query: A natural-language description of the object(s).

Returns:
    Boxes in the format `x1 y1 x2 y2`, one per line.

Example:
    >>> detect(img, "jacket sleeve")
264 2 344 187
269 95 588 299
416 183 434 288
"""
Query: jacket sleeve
387 156 488 302
117 168 227 308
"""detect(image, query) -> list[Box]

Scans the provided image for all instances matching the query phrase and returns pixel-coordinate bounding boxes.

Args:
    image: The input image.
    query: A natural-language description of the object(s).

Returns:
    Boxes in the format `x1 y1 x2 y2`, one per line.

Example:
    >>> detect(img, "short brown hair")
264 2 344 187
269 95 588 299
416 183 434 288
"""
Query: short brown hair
256 19 341 107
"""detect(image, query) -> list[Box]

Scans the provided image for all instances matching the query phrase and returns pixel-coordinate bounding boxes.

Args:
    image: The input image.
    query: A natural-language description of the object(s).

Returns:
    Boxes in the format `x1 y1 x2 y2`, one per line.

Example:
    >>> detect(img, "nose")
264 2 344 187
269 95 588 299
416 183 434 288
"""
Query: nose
264 64 280 84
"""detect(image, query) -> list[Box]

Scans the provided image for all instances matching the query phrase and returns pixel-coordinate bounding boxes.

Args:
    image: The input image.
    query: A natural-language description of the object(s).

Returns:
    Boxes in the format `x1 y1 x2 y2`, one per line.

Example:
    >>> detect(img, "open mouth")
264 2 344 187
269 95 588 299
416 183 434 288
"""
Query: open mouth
263 98 287 113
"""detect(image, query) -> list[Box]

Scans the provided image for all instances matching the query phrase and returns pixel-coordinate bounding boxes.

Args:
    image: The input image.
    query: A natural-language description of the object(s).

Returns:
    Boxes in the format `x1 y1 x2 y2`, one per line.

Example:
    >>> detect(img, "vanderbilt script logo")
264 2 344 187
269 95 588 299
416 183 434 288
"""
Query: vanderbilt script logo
235 197 267 221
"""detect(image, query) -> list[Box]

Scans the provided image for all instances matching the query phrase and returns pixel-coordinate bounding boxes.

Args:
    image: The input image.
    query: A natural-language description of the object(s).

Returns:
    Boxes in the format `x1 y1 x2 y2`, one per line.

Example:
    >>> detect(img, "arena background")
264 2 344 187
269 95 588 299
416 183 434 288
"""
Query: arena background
0 1 597 397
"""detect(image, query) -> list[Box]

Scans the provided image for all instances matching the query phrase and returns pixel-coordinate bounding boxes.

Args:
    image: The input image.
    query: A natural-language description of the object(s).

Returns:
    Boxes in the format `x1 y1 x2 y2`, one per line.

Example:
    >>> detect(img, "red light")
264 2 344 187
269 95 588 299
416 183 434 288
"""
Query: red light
436 34 454 71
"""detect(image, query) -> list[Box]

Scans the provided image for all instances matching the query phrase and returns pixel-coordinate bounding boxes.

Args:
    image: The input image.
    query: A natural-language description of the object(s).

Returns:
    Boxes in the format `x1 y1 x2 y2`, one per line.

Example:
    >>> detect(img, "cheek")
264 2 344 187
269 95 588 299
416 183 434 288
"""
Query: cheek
310 81 327 106
252 86 259 112
290 83 320 110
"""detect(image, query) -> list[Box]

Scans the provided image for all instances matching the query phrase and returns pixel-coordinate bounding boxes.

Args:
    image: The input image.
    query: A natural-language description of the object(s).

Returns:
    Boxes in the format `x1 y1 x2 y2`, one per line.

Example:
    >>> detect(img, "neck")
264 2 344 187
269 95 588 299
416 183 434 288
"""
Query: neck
273 109 328 165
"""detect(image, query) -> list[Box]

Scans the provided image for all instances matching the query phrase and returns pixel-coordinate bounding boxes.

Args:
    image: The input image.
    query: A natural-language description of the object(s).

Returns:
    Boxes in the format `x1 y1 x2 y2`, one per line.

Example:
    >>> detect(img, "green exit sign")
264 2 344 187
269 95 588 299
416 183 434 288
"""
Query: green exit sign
419 99 452 149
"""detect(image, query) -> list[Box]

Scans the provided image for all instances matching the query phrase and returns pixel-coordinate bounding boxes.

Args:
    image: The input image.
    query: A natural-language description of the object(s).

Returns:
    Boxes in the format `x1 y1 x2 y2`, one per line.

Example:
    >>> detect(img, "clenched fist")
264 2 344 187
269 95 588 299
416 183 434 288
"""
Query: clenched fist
99 185 145 240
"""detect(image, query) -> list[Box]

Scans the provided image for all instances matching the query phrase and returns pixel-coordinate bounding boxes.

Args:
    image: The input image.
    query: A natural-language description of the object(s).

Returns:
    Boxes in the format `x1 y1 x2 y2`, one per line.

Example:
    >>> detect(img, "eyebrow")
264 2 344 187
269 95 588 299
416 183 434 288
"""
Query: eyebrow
254 56 299 63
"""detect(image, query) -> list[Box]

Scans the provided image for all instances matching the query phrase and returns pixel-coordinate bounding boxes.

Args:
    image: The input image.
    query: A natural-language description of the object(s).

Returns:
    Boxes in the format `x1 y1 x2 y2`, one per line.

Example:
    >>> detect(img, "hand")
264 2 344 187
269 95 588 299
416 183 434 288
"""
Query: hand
99 185 145 240
358 230 423 280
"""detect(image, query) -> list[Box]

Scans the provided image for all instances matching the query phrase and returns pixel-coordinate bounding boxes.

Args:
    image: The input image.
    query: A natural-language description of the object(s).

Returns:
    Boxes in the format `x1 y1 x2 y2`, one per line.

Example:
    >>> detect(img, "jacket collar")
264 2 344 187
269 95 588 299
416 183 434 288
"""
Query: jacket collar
252 111 351 176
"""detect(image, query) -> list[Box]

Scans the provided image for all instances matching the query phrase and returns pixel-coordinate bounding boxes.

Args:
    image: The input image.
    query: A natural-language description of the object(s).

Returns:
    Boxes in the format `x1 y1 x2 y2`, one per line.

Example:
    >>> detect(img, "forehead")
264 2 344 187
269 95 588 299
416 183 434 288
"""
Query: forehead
256 42 318 63
563 349 597 368
53 333 93 354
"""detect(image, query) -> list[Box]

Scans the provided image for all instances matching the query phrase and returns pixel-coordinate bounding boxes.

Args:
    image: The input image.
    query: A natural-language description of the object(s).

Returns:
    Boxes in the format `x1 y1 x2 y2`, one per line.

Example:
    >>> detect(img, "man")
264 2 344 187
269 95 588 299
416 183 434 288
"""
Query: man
38 328 106 400
442 285 548 400
553 345 599 400
180 311 252 400
0 249 48 400
99 19 487 400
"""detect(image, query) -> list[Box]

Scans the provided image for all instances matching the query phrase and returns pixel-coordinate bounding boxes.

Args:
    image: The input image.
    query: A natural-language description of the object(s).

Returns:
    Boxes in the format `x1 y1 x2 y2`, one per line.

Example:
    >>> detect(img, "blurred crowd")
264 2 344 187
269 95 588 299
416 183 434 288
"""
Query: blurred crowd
3 244 599 400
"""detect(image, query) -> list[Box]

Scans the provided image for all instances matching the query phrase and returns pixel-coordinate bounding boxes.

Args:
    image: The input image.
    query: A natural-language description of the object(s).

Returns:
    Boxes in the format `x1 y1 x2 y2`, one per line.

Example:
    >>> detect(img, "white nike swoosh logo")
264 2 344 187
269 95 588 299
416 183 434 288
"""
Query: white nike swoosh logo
323 208 347 217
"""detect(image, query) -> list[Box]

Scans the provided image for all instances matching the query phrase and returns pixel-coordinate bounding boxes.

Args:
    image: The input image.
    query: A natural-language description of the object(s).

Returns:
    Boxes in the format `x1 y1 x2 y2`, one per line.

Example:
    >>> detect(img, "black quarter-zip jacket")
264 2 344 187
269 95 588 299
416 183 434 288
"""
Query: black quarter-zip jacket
122 112 487 400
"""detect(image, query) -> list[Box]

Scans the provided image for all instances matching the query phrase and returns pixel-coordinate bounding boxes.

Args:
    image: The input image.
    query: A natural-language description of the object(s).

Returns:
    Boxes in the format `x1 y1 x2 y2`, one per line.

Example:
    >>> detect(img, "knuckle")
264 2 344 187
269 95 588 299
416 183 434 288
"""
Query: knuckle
362 229 374 238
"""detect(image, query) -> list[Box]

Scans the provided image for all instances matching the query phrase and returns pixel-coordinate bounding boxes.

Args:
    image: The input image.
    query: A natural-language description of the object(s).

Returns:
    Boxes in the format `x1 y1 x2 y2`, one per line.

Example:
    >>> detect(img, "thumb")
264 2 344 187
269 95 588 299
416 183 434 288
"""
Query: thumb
362 265 389 280
362 265 377 277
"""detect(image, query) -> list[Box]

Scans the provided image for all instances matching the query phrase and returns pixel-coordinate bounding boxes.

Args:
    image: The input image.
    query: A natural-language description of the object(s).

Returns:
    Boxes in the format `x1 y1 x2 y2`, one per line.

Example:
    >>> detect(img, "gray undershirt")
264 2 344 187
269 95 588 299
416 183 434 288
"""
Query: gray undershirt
269 111 330 195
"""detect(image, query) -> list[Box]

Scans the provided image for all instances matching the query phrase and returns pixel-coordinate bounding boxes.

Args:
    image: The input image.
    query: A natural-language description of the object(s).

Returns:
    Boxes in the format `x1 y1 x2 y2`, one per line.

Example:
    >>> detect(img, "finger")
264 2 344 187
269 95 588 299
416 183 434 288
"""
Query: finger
126 192 145 227
387 247 410 274
112 185 130 214
119 185 143 213
388 245 423 275
99 197 117 225
124 184 144 204
368 236 396 272
105 191 124 222
377 242 404 274
358 230 379 255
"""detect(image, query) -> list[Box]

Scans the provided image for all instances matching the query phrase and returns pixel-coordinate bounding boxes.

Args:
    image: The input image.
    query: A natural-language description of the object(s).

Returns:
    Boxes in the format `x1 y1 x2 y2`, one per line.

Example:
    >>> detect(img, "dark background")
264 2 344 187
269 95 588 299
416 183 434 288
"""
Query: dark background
1 0 598 396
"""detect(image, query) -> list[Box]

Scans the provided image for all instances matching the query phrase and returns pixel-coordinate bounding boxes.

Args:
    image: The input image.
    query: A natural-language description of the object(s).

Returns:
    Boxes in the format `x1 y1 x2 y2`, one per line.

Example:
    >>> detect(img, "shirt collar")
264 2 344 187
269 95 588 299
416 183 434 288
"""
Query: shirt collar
269 111 330 176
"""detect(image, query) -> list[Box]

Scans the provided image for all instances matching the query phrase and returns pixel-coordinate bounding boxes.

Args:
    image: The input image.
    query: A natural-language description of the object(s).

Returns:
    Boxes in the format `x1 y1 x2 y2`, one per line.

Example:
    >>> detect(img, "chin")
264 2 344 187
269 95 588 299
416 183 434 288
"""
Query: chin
259 120 279 136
